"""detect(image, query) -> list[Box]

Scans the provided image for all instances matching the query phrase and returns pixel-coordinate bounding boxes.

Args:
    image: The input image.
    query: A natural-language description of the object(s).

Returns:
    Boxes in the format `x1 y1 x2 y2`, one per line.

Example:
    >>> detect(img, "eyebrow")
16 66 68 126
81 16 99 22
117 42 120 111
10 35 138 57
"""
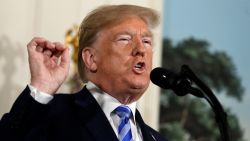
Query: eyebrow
114 30 153 38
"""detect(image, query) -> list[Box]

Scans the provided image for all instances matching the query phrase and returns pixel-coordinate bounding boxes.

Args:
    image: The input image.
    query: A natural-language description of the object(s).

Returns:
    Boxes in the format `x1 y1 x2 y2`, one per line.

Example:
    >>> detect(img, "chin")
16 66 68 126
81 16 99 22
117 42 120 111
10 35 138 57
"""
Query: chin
130 81 149 93
129 87 146 97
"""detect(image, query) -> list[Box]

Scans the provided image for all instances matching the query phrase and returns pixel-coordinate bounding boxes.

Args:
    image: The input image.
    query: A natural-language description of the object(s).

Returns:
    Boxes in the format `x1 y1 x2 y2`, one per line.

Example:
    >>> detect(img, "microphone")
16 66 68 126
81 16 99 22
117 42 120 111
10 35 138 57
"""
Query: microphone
151 66 230 141
150 67 202 97
150 67 178 89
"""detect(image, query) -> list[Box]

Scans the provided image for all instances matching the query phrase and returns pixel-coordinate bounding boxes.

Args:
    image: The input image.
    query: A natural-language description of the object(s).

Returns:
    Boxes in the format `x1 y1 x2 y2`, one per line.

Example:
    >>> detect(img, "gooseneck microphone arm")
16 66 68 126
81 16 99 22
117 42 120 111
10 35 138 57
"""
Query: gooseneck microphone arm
150 65 230 141
180 65 230 141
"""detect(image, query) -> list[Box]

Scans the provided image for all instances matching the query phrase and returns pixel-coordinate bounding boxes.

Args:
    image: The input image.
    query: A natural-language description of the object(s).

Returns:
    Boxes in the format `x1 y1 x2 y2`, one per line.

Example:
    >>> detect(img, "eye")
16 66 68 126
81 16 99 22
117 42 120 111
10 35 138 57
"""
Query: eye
116 35 132 46
142 37 152 48
118 37 130 42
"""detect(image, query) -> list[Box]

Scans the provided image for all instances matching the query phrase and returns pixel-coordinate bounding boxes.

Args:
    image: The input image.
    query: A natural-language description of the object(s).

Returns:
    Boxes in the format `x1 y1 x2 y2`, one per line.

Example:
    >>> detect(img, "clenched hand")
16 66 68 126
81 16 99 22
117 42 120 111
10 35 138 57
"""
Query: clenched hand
27 37 70 95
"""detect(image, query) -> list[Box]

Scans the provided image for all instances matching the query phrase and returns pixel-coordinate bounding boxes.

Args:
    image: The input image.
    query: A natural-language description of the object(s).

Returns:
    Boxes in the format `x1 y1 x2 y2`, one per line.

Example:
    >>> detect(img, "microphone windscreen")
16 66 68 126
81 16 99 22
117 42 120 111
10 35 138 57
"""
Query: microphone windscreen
150 67 178 89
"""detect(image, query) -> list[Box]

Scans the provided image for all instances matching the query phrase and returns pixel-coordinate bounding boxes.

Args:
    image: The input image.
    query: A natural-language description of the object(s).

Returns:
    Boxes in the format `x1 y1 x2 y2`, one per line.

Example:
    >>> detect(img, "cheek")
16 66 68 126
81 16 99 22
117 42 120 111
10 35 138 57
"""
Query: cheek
99 50 129 73
111 55 131 71
110 48 132 66
147 51 153 66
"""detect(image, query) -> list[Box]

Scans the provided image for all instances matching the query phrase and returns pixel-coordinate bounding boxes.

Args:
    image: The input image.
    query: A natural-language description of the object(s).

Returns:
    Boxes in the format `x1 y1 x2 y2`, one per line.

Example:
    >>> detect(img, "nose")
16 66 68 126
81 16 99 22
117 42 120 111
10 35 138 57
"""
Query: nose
132 37 146 57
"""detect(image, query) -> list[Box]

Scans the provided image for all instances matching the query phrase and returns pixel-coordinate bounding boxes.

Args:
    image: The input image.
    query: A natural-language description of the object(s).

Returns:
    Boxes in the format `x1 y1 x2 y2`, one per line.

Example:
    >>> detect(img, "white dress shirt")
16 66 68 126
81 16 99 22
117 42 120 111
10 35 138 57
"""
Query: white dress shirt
28 82 143 141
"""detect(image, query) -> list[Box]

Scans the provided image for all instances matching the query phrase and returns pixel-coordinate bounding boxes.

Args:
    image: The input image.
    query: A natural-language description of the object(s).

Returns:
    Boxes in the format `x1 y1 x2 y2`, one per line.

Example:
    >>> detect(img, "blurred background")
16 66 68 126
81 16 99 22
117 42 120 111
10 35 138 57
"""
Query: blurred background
161 0 250 140
0 0 249 141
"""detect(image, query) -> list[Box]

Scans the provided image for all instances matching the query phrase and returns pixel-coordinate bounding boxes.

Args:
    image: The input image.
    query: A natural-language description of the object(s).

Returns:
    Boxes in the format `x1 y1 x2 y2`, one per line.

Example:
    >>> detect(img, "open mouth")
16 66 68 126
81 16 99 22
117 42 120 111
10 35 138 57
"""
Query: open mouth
135 62 145 69
133 62 146 73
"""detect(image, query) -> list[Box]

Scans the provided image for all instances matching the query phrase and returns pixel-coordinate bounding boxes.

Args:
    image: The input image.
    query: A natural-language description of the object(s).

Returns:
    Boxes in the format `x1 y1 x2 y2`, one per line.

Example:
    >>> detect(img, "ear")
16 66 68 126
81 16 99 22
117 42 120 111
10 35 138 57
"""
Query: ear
82 47 97 72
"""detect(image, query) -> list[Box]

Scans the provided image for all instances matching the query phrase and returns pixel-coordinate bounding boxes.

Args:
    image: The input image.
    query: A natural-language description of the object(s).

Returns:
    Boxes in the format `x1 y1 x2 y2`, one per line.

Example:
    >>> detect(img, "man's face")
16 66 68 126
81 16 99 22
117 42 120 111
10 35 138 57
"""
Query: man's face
91 16 153 103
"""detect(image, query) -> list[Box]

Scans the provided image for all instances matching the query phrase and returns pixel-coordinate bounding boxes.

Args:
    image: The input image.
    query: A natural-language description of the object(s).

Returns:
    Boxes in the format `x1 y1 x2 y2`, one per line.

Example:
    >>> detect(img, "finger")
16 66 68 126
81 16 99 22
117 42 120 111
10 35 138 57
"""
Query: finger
43 49 53 57
53 50 63 58
28 37 46 46
36 46 43 52
44 41 56 50
27 37 47 52
28 37 56 50
52 42 67 57
51 56 59 65
54 42 67 51
27 37 56 55
60 47 70 69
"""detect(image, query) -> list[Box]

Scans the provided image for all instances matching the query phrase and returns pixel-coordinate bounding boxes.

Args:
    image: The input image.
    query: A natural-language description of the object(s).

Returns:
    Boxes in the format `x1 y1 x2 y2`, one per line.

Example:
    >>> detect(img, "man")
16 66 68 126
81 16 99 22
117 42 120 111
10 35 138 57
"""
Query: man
0 4 168 141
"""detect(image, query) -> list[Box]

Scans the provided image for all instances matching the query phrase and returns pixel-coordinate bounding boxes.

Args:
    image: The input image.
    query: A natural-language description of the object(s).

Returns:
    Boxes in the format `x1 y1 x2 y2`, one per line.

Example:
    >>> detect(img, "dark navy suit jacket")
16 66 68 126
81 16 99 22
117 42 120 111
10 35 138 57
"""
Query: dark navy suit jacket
0 86 168 141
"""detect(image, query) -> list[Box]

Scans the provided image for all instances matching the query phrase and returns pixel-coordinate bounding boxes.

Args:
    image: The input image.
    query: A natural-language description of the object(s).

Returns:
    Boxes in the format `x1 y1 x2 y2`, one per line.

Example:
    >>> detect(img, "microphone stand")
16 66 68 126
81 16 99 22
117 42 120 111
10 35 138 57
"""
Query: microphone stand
180 65 230 141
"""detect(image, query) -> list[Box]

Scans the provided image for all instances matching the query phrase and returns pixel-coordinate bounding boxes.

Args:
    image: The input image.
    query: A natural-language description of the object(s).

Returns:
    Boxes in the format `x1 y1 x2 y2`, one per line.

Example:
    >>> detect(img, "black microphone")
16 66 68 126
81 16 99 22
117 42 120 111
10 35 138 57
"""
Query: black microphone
150 67 202 97
151 66 230 141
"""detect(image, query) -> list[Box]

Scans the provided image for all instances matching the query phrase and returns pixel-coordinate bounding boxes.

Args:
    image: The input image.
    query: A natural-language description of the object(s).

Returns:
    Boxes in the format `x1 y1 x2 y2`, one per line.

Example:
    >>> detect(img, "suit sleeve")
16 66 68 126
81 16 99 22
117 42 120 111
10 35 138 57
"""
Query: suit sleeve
0 86 50 140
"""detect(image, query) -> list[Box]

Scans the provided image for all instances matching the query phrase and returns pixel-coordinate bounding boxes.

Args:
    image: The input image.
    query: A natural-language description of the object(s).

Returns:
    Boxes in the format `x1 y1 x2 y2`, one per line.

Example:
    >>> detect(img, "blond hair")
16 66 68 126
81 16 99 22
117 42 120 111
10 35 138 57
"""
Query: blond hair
78 4 160 82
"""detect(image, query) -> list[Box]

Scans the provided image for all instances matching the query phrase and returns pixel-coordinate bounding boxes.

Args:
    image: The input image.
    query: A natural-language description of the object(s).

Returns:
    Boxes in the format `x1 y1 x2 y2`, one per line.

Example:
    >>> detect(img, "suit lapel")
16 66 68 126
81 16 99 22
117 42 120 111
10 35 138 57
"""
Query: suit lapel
136 110 157 141
73 87 158 141
74 87 118 141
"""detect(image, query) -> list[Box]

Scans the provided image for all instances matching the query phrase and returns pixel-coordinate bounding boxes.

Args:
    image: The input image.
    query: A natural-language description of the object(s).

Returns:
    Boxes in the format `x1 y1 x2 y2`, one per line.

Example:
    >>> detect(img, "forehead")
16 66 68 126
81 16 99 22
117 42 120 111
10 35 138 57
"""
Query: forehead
100 16 153 37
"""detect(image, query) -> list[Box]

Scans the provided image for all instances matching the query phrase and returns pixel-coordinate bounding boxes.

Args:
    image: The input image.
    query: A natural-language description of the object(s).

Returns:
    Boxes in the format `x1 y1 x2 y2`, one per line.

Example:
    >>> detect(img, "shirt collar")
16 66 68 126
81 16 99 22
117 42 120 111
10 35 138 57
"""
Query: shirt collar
86 81 137 122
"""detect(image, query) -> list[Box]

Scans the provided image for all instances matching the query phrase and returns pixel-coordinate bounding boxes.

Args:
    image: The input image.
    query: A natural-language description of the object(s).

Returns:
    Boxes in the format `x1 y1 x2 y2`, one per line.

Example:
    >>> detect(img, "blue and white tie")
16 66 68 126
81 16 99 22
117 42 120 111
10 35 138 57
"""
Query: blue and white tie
114 106 133 141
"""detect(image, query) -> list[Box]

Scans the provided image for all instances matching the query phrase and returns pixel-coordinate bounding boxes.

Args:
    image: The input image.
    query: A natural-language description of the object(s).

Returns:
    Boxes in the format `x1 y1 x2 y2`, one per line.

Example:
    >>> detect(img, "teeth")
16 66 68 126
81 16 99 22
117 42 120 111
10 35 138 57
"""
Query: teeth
135 63 142 68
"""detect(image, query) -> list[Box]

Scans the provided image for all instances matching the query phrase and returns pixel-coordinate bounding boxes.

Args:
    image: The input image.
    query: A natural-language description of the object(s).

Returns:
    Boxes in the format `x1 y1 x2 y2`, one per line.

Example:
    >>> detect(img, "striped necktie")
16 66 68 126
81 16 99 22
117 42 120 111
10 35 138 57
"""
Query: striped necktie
114 106 133 141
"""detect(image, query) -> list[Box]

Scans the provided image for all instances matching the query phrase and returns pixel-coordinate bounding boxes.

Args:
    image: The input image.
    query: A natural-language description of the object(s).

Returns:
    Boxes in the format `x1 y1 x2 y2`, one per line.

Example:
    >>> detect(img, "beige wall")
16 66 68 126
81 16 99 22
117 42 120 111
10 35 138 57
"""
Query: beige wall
0 0 163 130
